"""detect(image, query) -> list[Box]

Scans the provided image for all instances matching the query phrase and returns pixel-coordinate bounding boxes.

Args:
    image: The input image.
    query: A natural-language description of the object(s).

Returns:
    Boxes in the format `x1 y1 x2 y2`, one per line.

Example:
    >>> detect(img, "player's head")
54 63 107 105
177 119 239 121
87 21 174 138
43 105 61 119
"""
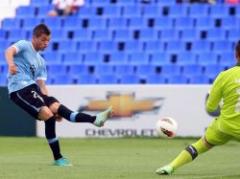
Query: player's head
32 24 51 51
235 40 240 62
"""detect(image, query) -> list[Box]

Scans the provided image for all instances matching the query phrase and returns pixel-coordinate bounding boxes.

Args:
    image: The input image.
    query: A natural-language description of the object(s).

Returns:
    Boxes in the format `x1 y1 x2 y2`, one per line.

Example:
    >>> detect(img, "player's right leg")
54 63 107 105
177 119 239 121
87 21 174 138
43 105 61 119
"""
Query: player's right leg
156 119 231 175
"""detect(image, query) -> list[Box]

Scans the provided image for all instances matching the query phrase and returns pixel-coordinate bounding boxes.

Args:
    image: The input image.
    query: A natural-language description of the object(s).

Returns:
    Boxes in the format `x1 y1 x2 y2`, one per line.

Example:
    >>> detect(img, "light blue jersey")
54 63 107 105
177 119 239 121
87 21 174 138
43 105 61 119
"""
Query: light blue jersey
7 40 47 93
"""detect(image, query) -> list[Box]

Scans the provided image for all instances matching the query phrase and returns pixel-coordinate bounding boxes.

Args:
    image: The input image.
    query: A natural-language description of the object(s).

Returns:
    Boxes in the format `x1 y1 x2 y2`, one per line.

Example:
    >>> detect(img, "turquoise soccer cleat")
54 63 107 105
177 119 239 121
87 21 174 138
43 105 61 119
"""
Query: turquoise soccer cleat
53 157 72 167
155 165 173 175
94 106 113 127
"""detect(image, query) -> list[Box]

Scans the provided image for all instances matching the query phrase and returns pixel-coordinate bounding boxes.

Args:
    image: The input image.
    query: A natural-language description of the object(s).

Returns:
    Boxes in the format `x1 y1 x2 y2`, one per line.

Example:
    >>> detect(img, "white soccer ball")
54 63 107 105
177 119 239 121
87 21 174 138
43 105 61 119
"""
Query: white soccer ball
156 117 178 138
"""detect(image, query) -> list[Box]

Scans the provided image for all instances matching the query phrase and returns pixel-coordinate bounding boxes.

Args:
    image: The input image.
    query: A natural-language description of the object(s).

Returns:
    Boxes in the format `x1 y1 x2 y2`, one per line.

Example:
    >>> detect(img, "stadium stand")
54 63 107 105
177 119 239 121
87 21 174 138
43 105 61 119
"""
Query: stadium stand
0 0 238 85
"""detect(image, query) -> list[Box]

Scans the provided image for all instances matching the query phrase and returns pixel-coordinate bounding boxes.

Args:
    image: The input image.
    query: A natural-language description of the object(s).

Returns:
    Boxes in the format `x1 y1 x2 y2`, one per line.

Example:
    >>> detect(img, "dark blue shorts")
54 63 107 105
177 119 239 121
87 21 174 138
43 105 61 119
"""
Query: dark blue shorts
10 84 58 119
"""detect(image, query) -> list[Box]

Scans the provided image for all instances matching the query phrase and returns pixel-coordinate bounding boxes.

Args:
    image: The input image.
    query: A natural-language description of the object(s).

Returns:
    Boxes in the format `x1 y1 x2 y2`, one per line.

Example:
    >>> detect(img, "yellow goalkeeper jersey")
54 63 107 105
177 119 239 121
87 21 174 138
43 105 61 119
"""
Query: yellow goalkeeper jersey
206 64 240 136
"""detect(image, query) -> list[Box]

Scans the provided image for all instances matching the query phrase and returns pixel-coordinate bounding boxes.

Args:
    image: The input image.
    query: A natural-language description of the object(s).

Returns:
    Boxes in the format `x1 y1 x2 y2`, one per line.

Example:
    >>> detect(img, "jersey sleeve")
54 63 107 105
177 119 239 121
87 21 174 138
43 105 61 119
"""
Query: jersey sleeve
12 40 28 54
206 72 224 112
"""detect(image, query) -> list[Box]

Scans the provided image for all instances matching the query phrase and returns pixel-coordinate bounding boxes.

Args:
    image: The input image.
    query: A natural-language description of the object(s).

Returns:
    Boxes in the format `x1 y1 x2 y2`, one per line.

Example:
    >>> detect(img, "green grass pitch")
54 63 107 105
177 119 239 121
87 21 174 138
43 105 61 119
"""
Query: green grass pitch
0 137 240 179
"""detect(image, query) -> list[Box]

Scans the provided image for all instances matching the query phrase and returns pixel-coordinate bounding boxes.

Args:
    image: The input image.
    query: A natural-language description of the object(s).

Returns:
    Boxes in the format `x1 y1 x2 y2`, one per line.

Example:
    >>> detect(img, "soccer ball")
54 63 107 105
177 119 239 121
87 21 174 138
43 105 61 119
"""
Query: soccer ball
156 117 178 138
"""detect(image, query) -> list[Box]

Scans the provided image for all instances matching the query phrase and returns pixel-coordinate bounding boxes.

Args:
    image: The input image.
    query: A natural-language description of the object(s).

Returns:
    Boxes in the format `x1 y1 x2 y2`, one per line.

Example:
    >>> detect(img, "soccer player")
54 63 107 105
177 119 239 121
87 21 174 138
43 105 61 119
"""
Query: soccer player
156 40 240 175
5 24 112 167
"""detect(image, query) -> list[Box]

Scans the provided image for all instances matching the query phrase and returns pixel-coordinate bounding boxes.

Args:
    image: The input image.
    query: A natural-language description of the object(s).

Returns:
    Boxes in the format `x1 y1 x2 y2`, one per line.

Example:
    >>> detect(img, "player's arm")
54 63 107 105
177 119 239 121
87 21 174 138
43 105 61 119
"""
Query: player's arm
206 73 223 116
37 79 48 95
5 46 17 75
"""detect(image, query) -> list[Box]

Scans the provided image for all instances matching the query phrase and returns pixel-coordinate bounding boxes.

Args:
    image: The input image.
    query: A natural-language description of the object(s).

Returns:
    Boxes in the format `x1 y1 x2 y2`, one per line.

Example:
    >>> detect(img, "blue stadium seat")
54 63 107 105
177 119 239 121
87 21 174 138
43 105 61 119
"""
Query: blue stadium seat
43 18 62 29
129 52 149 65
161 65 181 75
221 17 238 30
150 53 170 65
189 75 209 84
43 52 62 64
180 29 198 41
47 65 67 74
16 6 36 18
93 29 112 40
160 29 178 41
110 52 128 65
0 75 7 86
209 4 228 18
139 29 158 41
144 41 164 53
68 64 89 74
146 75 166 84
0 30 6 40
31 0 50 6
84 52 102 65
95 65 114 75
97 75 118 84
77 7 95 17
195 17 214 29
37 5 52 18
177 52 197 65
204 65 225 78
88 18 107 29
113 29 132 40
207 29 226 41
142 5 161 17
182 65 202 75
167 75 188 84
52 75 74 84
192 41 211 53
165 41 185 53
51 29 68 41
7 29 28 41
73 29 92 41
155 18 173 29
115 65 134 74
108 18 128 29
124 41 143 52
63 52 83 64
136 65 155 75
120 74 140 84
156 0 175 5
22 18 42 30
58 41 77 52
174 17 194 30
219 52 235 67
98 41 117 52
1 18 21 30
227 29 239 41
103 5 121 17
77 74 97 84
116 0 136 5
169 5 188 17
78 41 97 52
128 17 147 29
63 17 82 30
213 41 233 53
0 40 9 50
197 53 218 65
91 0 109 6
122 6 141 17
188 4 209 17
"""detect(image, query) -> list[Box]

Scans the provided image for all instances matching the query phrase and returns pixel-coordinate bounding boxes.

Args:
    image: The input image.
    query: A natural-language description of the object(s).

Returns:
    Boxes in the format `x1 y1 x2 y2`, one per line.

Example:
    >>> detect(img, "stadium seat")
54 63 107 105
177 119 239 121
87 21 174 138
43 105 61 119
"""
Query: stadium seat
174 17 194 30
0 30 6 40
146 74 166 84
192 41 211 53
63 17 82 30
212 41 233 53
219 52 235 67
124 41 143 52
188 4 209 17
7 29 28 41
160 29 178 41
43 52 62 64
84 52 102 65
122 6 141 17
227 29 239 41
169 5 188 17
144 41 164 53
129 52 149 65
93 29 112 40
180 29 198 41
207 29 226 41
136 65 156 75
167 75 188 84
156 0 175 5
189 75 210 84
97 75 119 84
120 74 140 84
142 5 161 17
16 6 36 18
62 52 83 64
91 0 109 6
150 52 170 65
195 17 215 29
37 5 52 18
98 41 117 52
1 18 21 30
109 52 128 65
47 65 67 74
182 64 203 75
88 17 107 29
103 5 121 17
204 65 225 78
221 17 238 30
165 41 185 53
209 4 229 18
177 52 197 65
113 29 132 40
138 29 158 41
197 53 218 65
77 74 97 84
154 18 173 30
78 41 97 52
95 65 114 75
68 64 89 75
0 75 7 86
22 17 42 30
128 17 147 29
73 29 93 41
31 0 50 6
52 75 74 84
43 17 62 29
58 41 77 52
161 65 181 75
51 29 68 41
108 18 128 29
114 65 134 75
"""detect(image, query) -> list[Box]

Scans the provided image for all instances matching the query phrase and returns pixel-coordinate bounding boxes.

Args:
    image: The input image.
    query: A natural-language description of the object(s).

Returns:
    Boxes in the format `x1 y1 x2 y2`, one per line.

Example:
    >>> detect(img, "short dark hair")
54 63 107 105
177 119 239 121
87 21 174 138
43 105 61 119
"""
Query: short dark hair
33 24 51 37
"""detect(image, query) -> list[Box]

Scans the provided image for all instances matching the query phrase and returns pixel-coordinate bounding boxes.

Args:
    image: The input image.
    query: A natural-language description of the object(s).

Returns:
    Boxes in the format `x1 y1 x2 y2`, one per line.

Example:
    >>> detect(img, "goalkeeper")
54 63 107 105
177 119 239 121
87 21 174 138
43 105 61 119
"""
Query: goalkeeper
156 40 240 175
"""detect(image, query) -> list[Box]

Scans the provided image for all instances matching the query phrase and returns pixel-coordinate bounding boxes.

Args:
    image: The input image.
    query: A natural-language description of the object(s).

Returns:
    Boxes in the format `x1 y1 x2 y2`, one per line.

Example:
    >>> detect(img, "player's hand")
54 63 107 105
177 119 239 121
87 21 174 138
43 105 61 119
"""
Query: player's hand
9 64 17 75
55 114 63 122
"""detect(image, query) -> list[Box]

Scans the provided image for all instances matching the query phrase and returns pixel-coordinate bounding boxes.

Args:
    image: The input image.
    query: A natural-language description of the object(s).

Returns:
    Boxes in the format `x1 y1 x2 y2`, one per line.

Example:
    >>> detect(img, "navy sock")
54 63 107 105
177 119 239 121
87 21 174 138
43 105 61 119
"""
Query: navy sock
58 104 96 123
45 116 62 160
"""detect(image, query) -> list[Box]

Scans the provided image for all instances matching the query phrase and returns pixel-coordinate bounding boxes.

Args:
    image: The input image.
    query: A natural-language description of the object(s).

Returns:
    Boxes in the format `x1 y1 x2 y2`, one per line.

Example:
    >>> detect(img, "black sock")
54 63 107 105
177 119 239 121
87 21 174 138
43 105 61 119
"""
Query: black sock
45 116 62 160
58 104 96 123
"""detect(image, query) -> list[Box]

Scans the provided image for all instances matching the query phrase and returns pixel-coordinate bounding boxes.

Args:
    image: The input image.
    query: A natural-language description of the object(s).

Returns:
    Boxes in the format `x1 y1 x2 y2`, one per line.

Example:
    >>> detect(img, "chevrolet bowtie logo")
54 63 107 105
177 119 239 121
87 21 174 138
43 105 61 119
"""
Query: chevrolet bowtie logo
78 91 164 118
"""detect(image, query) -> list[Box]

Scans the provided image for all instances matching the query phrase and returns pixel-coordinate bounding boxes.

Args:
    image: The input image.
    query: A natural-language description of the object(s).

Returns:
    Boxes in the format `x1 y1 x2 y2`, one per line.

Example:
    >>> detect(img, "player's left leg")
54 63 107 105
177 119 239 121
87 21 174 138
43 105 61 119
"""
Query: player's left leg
49 101 112 127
